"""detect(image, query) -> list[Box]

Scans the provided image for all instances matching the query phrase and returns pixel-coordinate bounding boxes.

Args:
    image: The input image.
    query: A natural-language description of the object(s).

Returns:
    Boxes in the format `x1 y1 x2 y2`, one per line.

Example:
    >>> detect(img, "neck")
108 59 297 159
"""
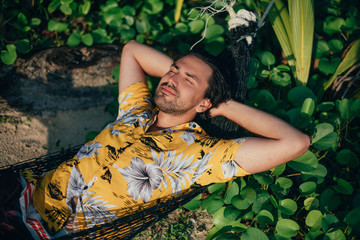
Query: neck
148 110 196 132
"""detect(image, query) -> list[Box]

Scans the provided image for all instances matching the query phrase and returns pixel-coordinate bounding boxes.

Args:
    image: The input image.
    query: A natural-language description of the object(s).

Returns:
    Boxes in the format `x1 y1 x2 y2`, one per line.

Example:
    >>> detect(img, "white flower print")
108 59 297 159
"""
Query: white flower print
76 142 102 159
222 161 239 178
191 151 214 184
180 131 195 145
118 157 164 203
151 149 207 196
80 191 117 229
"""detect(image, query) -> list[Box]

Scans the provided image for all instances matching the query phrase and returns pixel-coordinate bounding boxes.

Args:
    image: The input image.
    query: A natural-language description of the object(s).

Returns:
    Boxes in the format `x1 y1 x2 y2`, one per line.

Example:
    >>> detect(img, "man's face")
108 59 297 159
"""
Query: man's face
154 55 213 115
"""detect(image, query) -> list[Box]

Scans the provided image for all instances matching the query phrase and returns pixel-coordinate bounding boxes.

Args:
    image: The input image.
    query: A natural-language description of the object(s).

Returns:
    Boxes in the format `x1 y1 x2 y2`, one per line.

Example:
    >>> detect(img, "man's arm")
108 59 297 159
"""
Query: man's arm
119 40 173 93
209 100 310 174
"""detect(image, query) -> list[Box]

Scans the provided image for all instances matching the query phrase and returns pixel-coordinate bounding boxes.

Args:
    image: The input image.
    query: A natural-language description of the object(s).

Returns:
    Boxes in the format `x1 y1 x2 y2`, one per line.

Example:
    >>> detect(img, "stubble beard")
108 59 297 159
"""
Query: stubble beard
154 84 199 115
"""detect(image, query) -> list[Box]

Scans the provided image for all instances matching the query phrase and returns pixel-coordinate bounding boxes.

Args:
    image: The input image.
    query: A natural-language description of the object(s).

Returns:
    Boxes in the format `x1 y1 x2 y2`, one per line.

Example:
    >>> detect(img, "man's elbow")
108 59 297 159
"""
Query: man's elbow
295 133 311 157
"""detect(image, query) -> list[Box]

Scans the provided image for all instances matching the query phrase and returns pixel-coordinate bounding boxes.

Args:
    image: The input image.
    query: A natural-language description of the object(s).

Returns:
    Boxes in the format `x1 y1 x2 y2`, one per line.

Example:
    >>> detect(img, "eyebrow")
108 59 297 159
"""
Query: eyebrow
171 62 199 82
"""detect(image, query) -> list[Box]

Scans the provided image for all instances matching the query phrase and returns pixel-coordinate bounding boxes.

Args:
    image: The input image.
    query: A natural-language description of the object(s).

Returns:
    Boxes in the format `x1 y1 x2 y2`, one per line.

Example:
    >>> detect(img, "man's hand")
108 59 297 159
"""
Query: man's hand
207 101 229 118
212 99 310 174
118 40 173 94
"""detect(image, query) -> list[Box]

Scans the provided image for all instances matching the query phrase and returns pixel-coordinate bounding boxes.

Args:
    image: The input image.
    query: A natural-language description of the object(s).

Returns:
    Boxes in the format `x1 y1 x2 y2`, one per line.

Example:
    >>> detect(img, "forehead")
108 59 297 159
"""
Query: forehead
175 55 213 83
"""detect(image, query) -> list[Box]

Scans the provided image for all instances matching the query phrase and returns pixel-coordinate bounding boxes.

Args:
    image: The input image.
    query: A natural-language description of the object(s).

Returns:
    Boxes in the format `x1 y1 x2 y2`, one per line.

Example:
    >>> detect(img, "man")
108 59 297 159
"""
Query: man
16 40 309 238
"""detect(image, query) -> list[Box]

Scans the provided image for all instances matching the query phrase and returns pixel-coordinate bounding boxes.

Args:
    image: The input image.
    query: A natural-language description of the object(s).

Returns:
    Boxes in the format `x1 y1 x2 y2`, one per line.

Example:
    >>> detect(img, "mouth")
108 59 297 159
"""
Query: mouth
160 85 177 96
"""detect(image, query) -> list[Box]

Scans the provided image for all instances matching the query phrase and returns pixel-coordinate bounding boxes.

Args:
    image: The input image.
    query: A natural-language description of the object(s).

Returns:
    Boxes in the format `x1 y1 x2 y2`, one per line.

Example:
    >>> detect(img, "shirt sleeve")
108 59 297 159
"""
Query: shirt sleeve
194 137 251 186
117 81 153 119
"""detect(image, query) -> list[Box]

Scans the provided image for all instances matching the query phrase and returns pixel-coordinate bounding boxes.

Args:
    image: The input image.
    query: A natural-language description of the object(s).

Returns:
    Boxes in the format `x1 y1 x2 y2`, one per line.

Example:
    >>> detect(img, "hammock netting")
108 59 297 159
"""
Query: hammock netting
0 3 264 239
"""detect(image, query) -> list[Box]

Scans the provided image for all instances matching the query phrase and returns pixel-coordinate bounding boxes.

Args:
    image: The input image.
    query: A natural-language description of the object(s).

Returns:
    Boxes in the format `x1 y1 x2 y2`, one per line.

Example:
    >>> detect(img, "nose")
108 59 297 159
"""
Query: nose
167 72 179 87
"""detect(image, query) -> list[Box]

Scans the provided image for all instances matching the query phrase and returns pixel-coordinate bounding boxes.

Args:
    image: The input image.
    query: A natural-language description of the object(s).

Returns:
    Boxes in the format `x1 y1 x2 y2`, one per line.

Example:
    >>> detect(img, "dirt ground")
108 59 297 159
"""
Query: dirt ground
0 46 213 239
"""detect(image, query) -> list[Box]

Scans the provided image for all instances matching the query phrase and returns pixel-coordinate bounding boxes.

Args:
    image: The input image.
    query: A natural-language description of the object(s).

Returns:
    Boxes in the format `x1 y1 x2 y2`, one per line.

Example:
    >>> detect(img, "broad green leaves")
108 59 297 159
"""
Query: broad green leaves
1 44 17 65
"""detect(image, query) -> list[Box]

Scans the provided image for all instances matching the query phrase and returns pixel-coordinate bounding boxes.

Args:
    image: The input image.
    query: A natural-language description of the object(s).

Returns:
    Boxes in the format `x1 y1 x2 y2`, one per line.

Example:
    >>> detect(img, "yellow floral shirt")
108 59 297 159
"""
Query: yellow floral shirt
31 82 250 233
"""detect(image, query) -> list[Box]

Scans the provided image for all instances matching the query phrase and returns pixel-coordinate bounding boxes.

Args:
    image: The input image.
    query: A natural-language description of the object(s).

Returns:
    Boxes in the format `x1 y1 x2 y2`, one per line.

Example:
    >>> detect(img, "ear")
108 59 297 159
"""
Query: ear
196 98 212 113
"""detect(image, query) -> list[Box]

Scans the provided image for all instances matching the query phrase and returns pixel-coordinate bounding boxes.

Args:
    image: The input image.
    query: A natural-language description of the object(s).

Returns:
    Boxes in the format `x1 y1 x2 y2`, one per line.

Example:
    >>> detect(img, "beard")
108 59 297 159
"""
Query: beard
154 83 200 115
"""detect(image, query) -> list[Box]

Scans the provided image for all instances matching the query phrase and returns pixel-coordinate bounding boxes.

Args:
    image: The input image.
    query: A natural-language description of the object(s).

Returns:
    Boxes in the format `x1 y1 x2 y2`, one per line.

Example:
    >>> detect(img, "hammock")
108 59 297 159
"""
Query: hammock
0 1 274 238
0 146 207 239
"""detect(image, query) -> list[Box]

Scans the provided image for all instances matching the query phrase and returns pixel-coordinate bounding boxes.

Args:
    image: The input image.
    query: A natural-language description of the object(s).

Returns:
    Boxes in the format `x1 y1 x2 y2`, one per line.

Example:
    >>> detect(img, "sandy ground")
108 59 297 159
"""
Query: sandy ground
0 45 213 239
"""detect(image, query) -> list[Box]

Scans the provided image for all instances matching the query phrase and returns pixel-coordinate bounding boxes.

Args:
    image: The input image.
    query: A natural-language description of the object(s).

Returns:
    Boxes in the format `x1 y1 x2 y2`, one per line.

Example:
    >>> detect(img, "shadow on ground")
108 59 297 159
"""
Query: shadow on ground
0 45 121 166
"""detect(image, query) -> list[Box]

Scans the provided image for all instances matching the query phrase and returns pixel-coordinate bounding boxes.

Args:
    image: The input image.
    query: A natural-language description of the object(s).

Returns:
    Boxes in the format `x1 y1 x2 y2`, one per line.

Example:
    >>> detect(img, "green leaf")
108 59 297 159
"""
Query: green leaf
333 178 353 195
212 207 247 230
328 39 343 53
305 210 323 231
112 65 120 83
320 189 340 212
351 98 360 117
17 12 28 25
241 227 269 240
82 33 93 46
48 0 61 13
336 98 353 120
189 20 205 34
324 39 360 91
60 3 72 15
143 0 164 15
250 89 276 111
288 150 318 172
202 196 224 214
344 207 360 226
120 26 136 42
315 40 330 58
1 44 17 65
123 6 135 16
253 172 274 185
231 187 256 210
174 0 183 22
323 229 346 240
257 51 275 66
323 16 346 35
15 39 32 54
302 163 327 184
271 164 286 176
67 32 81 47
174 22 188 35
301 98 315 117
183 196 201 210
255 210 274 228
136 18 151 34
92 29 111 43
30 18 41 27
80 1 91 15
304 197 319 211
272 71 291 86
276 219 300 238
204 37 225 56
317 102 335 112
203 24 224 40
311 123 338 150
224 180 240 204
288 86 317 107
318 57 341 75
208 182 226 194
336 149 359 167
279 199 297 215
275 177 293 189
267 0 295 80
289 0 314 85
216 232 239 240
252 191 270 213
322 214 339 232
48 20 68 32
223 206 241 221
299 181 317 195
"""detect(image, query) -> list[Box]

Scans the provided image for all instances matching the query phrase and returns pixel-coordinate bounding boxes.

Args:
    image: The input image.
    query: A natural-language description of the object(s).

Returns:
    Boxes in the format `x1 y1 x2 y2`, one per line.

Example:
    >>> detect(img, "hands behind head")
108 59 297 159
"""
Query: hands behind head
207 100 232 118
